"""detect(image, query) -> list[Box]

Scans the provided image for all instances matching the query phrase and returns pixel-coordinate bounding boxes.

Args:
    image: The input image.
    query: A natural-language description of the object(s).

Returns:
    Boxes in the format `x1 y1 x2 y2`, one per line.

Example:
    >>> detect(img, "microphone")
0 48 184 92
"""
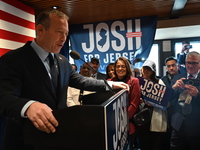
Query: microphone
69 51 115 94
69 50 80 60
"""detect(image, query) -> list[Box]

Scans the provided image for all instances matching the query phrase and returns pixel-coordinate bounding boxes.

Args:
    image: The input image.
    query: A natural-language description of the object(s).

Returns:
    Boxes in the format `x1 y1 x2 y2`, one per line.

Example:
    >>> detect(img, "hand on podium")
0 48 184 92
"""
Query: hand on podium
112 81 129 91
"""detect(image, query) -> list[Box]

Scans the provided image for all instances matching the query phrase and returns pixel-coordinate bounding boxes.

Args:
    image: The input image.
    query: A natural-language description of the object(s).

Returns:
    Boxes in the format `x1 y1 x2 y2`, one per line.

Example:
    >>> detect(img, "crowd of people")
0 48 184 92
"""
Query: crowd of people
0 8 199 150
0 9 129 150
68 40 199 150
67 44 200 150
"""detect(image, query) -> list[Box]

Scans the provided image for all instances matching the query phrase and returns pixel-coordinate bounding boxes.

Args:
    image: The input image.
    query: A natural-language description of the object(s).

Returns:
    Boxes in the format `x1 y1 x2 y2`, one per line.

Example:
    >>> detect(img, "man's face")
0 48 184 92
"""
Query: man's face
166 60 178 75
90 61 100 72
80 64 91 77
37 14 69 54
186 55 200 74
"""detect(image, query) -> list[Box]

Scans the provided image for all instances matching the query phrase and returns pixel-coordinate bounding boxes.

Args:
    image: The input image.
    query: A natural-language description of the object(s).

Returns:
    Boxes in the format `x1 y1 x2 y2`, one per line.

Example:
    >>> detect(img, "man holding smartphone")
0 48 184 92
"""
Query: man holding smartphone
177 41 192 73
170 51 200 150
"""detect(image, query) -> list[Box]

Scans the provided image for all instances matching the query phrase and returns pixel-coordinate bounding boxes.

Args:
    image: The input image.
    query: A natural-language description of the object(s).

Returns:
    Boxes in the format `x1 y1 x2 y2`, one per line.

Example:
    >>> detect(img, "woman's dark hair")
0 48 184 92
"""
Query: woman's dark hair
114 57 133 79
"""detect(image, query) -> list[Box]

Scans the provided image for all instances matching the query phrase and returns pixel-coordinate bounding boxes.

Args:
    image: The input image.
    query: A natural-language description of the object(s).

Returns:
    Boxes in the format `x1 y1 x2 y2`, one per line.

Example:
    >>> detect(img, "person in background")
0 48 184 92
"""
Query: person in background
90 57 107 79
137 60 168 150
170 51 200 150
177 41 192 73
106 63 115 79
107 57 141 150
133 68 140 77
162 56 180 87
67 63 94 106
0 9 129 150
161 56 180 150
71 64 77 72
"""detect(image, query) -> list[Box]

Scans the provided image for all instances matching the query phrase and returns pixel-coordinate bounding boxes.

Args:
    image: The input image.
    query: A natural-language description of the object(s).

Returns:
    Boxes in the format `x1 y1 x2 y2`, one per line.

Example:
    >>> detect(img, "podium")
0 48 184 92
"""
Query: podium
24 89 129 150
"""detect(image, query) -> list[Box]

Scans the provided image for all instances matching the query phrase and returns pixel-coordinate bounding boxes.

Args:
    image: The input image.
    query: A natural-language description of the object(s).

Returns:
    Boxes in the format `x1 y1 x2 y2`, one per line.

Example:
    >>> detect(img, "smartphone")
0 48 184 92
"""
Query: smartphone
182 79 200 86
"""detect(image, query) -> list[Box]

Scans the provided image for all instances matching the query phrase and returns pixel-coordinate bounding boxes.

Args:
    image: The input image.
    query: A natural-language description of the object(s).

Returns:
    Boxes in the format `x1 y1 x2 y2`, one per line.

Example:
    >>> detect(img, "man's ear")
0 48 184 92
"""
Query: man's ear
36 24 44 35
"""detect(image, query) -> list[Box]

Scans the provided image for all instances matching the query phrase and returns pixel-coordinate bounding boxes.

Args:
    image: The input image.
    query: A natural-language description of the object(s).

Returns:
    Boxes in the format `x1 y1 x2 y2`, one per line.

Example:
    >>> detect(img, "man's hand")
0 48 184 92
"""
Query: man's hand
172 78 186 90
26 102 58 133
112 81 130 91
181 45 189 53
185 84 199 97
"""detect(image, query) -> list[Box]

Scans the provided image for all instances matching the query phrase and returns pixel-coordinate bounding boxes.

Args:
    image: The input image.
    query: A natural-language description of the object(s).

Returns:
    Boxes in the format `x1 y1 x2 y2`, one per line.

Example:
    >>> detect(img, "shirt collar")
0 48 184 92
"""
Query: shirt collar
187 70 200 79
30 40 54 62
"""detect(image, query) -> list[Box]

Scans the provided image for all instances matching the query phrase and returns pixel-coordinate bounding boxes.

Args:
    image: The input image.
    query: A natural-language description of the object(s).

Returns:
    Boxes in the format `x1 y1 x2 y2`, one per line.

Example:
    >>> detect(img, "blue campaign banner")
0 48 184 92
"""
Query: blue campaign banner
105 90 129 150
69 16 157 73
138 77 173 110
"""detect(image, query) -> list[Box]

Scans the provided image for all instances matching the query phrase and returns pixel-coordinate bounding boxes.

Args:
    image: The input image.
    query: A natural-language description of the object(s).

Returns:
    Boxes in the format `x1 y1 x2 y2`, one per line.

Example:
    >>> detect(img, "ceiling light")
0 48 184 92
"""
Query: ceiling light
52 6 60 9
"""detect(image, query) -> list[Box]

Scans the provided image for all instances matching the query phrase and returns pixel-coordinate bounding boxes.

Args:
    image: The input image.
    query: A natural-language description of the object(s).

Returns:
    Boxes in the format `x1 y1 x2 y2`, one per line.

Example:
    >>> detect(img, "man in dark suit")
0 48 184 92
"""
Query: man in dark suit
0 9 128 150
170 51 200 150
161 56 180 149
90 57 107 79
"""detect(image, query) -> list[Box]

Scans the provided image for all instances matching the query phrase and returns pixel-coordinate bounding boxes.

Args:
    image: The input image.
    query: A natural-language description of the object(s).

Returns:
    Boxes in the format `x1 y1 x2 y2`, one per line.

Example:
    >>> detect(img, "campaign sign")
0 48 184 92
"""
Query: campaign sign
105 90 129 150
138 77 172 110
69 16 157 73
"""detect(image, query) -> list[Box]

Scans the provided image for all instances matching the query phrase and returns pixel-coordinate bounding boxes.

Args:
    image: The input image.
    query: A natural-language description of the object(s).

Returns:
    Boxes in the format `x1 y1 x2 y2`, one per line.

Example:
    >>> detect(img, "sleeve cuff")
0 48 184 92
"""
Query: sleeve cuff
21 100 36 118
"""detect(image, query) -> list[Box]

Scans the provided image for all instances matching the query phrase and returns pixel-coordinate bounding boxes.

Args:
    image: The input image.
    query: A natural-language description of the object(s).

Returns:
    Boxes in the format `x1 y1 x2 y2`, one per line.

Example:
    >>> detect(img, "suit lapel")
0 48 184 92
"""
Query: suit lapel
24 44 57 99
196 73 200 79
55 54 65 90
55 54 68 108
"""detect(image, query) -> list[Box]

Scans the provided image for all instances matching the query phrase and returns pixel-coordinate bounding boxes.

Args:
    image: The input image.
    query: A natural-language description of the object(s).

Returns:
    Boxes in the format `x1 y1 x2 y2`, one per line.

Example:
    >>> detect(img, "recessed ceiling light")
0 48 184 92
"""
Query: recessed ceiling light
52 6 60 9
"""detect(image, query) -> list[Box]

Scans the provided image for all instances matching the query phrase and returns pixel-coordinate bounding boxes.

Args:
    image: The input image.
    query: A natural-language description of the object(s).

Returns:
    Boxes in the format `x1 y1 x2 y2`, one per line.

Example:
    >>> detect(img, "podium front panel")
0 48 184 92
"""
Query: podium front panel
104 90 129 150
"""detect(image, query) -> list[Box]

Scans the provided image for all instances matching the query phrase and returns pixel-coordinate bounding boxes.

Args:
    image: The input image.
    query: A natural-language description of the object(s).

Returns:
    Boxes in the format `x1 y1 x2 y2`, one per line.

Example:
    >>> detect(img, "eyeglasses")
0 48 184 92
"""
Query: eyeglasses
185 62 200 65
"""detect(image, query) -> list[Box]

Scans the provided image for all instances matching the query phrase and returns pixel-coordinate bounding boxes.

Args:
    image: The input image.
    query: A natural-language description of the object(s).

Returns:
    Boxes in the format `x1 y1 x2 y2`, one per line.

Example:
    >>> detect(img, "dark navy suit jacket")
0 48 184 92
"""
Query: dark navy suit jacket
0 42 107 149
171 73 200 136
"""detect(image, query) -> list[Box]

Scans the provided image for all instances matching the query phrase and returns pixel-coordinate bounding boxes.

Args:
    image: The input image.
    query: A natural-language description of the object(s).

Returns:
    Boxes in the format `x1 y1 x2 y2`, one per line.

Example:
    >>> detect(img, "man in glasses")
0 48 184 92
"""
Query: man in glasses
170 51 200 150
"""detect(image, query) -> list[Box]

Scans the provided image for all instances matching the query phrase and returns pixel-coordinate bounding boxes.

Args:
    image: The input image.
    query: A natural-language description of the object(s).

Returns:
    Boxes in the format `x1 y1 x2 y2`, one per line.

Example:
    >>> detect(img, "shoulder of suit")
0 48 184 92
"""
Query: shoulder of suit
55 53 68 61
1 42 33 60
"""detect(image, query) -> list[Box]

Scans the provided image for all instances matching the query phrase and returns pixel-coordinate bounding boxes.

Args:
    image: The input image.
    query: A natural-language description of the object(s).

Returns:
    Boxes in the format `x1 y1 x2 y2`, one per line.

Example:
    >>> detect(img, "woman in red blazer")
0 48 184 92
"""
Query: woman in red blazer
107 57 141 150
